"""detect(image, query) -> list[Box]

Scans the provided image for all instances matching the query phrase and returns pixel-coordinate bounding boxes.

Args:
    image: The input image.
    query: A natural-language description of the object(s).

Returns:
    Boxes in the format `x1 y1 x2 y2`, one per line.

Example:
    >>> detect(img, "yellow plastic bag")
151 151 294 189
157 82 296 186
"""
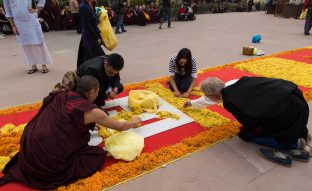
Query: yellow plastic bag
143 11 150 22
300 9 307 20
97 6 117 51
105 132 144 161
128 90 159 113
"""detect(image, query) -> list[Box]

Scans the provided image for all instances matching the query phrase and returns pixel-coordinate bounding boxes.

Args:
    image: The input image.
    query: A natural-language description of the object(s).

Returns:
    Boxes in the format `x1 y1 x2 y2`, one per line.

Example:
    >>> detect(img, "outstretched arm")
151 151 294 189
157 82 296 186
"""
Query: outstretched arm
184 96 217 109
84 108 141 131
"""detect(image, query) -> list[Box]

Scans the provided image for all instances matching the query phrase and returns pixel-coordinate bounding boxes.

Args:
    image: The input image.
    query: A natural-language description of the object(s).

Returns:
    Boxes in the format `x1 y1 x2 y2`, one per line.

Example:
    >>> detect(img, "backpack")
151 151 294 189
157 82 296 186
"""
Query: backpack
39 18 49 32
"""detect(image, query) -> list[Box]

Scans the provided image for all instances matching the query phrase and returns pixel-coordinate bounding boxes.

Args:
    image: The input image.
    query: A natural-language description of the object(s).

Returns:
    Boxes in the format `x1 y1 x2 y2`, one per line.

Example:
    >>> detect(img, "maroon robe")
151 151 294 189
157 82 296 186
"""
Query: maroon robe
124 9 135 25
51 2 62 30
62 10 75 30
0 91 106 189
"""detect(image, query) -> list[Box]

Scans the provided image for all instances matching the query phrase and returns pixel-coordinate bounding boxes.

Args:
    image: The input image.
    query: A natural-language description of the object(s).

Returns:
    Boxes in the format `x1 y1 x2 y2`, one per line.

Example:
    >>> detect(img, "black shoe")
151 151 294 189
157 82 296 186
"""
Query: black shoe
159 25 162 29
304 33 311 35
258 148 292 167
122 29 127 32
115 31 121 34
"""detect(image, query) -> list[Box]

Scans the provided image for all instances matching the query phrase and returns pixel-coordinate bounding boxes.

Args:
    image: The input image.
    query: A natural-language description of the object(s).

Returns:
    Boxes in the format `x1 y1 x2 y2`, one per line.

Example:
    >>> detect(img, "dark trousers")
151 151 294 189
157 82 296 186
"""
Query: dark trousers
160 7 171 27
304 8 312 35
169 73 192 92
116 13 125 32
251 137 299 150
77 37 105 68
73 13 81 33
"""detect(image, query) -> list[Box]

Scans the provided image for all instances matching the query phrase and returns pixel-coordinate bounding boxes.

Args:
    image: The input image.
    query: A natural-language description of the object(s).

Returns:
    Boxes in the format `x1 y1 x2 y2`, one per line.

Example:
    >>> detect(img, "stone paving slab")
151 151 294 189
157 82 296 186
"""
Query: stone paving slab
0 12 311 191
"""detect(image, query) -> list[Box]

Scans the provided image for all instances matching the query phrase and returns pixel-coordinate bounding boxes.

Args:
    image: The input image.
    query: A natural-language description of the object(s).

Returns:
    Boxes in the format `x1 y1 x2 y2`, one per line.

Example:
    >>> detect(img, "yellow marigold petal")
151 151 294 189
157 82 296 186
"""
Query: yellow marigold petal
234 57 312 88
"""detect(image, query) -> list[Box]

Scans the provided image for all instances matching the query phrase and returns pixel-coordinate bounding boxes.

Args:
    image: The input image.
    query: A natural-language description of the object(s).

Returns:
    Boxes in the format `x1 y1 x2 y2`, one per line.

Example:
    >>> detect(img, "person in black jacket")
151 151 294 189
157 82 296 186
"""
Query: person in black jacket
76 54 124 107
184 77 311 153
159 0 171 29
304 0 312 35
77 0 105 68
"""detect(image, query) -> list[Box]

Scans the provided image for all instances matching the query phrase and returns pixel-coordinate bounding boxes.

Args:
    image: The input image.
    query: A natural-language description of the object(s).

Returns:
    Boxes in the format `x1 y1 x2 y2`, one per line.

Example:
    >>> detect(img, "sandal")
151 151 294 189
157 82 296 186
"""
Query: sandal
258 148 292 167
42 68 49 73
27 68 38 74
289 150 310 162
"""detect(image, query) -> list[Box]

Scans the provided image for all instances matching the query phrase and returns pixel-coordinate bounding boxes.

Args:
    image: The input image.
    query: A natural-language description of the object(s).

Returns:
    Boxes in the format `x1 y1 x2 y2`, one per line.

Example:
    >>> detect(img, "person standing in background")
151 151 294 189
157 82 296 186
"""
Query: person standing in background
51 0 61 30
69 0 81 34
159 0 171 29
304 0 312 35
114 0 127 34
3 0 52 74
0 7 10 38
77 0 105 68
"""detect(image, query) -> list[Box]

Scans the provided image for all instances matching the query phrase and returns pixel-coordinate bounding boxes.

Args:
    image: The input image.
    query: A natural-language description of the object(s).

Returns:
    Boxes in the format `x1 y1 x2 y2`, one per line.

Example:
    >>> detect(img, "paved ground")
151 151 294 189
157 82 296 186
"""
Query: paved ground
0 12 312 190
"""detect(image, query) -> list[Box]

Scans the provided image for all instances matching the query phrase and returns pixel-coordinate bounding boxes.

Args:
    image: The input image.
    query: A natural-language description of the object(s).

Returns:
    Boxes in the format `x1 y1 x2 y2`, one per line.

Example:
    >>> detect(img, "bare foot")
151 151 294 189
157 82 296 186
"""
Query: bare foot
307 133 312 147
301 135 312 156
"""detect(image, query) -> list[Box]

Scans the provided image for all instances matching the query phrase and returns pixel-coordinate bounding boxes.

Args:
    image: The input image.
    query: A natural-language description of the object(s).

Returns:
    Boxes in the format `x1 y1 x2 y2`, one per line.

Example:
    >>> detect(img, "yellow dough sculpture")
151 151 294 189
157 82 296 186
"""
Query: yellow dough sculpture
128 90 159 113
105 132 144 161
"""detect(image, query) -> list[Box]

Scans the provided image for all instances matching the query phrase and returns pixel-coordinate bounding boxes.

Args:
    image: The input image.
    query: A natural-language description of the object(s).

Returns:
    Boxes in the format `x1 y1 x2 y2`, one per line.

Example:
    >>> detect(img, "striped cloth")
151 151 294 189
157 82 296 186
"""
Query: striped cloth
169 54 198 78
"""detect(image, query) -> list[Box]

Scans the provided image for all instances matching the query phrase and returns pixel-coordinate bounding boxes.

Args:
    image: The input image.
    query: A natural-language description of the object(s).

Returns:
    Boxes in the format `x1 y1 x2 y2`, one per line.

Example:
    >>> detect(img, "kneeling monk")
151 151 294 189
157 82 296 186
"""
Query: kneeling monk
0 75 141 189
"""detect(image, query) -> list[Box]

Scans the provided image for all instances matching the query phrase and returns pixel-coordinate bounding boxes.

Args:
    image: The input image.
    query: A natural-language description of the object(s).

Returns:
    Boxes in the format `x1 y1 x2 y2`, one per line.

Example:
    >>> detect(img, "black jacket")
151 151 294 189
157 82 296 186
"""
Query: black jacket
222 76 309 147
77 56 123 107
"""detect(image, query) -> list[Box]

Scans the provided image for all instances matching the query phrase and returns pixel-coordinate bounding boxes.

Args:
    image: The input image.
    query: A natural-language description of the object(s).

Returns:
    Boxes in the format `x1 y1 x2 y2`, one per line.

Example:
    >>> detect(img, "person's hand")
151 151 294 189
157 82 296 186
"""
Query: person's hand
108 91 117 99
95 123 103 131
131 117 142 128
183 100 192 108
97 38 102 45
28 8 37 13
174 90 181 97
12 26 19 35
182 92 190 98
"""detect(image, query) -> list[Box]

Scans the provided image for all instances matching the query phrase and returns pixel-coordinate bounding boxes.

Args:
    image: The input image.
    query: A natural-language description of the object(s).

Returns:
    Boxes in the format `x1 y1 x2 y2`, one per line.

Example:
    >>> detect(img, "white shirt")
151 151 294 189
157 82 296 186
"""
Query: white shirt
191 79 238 109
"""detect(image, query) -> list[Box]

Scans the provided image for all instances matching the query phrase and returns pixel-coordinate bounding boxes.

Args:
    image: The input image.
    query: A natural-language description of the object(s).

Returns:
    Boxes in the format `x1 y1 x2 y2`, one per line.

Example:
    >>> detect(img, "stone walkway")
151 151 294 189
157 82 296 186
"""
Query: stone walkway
0 12 311 191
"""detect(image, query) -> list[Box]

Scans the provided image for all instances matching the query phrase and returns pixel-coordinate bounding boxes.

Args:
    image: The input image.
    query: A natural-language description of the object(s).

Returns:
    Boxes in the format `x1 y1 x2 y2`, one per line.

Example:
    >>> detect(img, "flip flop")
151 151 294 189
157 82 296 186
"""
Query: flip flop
27 68 38 74
42 68 49 73
258 148 292 167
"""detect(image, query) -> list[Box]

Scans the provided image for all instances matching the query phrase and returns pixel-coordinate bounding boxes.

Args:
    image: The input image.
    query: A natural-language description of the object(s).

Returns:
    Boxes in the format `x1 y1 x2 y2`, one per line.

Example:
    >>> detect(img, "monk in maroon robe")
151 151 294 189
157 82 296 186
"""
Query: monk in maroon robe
51 0 62 30
0 75 140 189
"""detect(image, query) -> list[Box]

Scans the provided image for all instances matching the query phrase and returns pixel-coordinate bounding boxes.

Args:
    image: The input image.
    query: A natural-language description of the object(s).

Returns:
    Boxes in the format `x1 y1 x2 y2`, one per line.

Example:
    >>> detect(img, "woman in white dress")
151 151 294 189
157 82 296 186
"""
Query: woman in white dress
3 0 52 74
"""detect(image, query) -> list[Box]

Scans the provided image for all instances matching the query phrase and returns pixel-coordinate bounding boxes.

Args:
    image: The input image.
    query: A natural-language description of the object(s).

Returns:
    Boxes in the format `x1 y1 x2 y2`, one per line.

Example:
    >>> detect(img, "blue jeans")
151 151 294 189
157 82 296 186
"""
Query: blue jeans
251 137 299 150
116 13 125 32
169 73 192 92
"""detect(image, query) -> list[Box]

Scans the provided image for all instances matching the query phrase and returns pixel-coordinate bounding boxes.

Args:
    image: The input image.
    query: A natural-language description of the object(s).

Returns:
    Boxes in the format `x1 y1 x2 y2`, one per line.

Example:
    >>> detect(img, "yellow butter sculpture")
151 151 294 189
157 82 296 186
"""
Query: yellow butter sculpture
105 132 144 161
128 90 159 113
96 6 117 51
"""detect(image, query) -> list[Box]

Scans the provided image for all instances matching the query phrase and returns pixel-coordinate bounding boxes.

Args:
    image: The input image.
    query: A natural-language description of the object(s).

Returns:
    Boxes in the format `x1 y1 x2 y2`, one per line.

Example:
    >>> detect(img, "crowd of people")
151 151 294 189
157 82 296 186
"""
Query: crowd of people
0 0 311 189
0 0 197 38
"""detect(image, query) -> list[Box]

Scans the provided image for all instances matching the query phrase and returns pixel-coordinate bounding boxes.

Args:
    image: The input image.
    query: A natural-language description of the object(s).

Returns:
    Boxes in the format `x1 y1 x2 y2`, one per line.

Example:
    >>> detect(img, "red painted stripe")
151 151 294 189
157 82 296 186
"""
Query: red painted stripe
277 49 312 65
